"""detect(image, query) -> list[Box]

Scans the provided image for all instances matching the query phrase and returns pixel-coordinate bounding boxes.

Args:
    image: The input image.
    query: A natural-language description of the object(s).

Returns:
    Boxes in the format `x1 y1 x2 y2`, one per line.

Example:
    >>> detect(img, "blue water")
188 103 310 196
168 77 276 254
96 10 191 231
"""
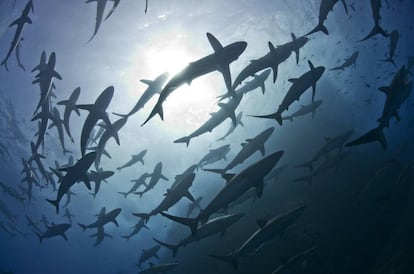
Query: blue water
0 0 413 273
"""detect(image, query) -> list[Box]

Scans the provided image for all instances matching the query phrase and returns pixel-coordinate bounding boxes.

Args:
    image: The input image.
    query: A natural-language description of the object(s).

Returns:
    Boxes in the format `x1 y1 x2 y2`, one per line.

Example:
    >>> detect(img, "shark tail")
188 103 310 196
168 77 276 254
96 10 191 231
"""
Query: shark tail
141 103 164 126
46 199 59 214
78 223 88 232
117 192 129 198
112 112 129 118
209 254 239 270
33 230 43 243
305 23 329 36
132 213 151 223
248 112 282 125
153 237 179 258
345 127 387 150
160 212 199 235
174 136 191 147
294 175 313 185
359 24 388 41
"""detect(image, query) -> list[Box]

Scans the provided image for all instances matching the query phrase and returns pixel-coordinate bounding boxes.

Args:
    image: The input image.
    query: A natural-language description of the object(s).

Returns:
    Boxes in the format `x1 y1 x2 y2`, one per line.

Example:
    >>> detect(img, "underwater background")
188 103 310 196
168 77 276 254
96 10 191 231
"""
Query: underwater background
0 0 413 273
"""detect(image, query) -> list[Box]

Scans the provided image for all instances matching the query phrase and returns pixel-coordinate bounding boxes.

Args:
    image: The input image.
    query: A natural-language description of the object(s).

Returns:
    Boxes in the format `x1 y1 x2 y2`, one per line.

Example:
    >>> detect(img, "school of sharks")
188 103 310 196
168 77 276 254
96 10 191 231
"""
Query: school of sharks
0 0 413 273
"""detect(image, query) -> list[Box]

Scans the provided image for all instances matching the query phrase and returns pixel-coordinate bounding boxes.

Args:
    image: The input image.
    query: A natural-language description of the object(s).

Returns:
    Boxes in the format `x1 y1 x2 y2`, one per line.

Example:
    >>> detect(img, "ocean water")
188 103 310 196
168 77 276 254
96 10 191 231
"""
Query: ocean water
0 0 413 273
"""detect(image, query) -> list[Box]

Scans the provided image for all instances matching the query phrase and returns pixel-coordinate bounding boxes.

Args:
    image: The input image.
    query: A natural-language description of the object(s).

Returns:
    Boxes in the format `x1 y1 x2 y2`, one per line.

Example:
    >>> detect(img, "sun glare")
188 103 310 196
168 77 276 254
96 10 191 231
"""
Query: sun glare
141 39 223 132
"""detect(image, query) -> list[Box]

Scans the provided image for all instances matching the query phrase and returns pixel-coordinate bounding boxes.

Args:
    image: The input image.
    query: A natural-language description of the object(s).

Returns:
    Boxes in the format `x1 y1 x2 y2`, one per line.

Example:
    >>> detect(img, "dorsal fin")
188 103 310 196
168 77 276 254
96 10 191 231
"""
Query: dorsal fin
291 33 297 41
308 60 315 70
206 33 223 52
268 42 276 52
140 79 153 86
288 78 298 83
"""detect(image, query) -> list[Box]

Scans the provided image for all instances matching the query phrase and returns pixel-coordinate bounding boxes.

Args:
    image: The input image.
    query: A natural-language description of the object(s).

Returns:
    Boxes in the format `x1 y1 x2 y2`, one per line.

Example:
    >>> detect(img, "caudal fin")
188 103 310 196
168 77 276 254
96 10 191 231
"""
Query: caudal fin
248 112 282 125
174 136 191 147
153 237 179 258
305 23 329 36
141 103 164 126
160 212 198 235
33 230 43 243
117 192 129 198
78 223 88 232
46 199 60 214
345 127 387 149
359 24 388 41
209 254 239 270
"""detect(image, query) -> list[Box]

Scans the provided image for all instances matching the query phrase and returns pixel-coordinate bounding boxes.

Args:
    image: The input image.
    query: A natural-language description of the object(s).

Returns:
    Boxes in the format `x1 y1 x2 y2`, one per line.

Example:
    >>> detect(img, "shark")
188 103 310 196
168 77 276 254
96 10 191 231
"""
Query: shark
330 51 359 71
305 0 348 36
154 213 244 258
297 129 353 171
49 107 71 154
295 150 351 184
89 226 112 246
162 151 284 235
57 87 81 142
122 218 148 240
379 30 399 67
346 66 412 149
114 72 169 117
134 162 168 198
1 0 34 70
232 34 308 89
282 100 323 122
174 92 243 146
359 0 388 41
250 61 325 125
210 206 306 270
77 86 118 156
33 222 71 243
87 169 115 198
28 141 49 183
15 37 26 71
0 182 25 205
46 152 96 214
198 144 231 169
142 33 247 125
137 245 161 269
133 172 196 223
222 127 274 171
138 263 178 274
90 116 128 169
78 207 122 231
118 172 150 198
87 0 121 42
32 51 62 115
117 149 147 171
216 112 244 142
217 69 271 101
271 246 317 274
